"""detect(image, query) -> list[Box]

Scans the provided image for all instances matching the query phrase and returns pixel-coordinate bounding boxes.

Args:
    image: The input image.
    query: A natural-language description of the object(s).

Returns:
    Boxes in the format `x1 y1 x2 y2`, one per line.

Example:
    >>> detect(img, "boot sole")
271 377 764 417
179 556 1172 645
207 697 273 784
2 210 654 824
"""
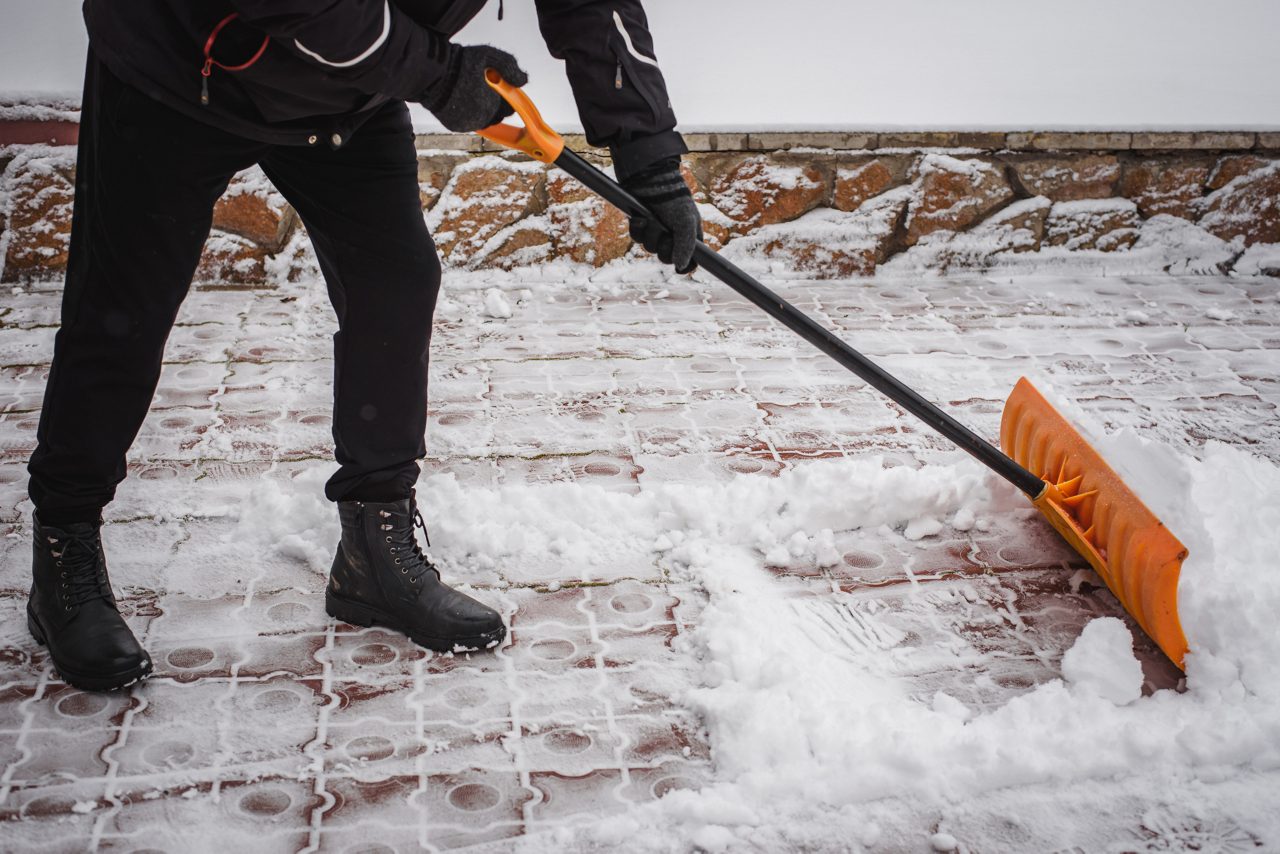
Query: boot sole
325 590 506 654
27 608 153 692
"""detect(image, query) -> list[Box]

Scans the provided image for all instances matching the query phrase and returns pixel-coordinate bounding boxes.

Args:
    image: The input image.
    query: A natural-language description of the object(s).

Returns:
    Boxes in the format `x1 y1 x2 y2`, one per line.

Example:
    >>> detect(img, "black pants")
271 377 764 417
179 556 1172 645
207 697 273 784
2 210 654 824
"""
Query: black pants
27 55 441 523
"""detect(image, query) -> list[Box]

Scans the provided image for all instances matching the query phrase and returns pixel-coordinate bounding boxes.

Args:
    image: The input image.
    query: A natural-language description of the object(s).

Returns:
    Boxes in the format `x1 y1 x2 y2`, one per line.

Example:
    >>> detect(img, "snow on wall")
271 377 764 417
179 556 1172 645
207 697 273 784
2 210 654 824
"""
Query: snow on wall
4 143 1279 284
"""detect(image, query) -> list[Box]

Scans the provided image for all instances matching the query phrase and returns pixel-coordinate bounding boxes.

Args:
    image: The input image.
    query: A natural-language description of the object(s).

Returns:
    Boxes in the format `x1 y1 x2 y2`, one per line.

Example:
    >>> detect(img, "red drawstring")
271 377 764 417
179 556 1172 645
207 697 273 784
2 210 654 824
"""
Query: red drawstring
200 12 269 105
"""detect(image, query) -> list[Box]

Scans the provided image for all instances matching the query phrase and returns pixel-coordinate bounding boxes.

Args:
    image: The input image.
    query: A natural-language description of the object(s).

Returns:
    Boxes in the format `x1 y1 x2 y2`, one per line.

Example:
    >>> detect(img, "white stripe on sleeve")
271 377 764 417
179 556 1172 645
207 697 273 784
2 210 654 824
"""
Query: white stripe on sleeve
613 10 660 67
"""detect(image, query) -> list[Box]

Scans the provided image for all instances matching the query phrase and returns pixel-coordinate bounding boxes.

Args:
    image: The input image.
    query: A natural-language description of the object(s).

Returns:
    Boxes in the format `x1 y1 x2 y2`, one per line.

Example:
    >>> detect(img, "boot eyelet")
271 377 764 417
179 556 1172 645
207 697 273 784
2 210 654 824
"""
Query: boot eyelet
56 561 63 567
394 558 401 564
385 536 392 543
64 605 73 612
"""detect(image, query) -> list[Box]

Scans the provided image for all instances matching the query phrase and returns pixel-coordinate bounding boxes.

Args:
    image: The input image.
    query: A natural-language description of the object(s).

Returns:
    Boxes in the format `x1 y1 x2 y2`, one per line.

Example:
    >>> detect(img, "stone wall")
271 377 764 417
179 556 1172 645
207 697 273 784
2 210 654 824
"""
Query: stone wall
2 129 1278 285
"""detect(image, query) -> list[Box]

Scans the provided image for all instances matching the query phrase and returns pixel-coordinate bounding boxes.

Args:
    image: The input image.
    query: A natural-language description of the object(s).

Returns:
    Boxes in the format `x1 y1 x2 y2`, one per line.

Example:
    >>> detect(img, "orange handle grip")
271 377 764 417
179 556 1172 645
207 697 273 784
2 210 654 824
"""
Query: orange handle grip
475 69 565 164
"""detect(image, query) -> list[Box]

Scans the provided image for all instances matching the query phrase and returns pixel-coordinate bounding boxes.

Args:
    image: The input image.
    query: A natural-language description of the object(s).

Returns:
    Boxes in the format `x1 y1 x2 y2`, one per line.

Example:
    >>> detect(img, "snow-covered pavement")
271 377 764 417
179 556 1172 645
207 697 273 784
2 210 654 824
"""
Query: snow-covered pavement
0 263 1278 852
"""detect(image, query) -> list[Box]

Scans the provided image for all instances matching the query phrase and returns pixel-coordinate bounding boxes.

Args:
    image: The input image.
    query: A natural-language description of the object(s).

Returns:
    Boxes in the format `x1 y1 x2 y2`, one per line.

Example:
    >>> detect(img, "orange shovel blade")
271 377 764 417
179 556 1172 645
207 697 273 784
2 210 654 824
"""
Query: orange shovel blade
1001 378 1190 668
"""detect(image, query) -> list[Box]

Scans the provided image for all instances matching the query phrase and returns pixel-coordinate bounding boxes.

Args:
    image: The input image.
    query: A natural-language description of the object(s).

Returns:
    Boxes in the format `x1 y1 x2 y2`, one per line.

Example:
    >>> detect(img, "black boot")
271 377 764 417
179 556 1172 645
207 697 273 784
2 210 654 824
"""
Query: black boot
326 495 506 652
27 516 152 691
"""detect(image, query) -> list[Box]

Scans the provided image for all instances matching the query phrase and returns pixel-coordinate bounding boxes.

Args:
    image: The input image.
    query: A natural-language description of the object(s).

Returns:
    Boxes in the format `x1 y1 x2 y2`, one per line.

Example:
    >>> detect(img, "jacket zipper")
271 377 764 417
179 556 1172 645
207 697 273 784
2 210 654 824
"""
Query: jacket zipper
199 12 270 107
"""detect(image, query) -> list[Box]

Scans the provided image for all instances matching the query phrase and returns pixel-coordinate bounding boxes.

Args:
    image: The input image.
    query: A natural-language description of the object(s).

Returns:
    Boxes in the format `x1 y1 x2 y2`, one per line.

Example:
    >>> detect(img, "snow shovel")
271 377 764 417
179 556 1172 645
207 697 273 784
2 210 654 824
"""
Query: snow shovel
475 71 1192 669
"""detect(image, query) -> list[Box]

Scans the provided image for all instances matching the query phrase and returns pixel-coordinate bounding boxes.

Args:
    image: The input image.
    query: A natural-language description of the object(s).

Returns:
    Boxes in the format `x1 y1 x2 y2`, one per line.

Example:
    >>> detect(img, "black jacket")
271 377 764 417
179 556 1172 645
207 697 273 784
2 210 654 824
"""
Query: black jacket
83 0 685 179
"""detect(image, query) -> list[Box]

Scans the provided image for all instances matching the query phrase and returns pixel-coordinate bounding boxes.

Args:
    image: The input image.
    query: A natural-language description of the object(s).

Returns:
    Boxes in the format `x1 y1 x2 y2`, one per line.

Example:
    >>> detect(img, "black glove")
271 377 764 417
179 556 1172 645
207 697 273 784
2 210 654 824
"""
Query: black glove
423 45 528 133
622 157 703 274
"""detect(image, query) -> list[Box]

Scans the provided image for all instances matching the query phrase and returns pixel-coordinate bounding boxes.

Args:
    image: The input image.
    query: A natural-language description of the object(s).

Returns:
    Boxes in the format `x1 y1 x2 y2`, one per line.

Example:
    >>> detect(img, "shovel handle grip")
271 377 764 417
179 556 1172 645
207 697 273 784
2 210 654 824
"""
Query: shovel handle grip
476 69 565 164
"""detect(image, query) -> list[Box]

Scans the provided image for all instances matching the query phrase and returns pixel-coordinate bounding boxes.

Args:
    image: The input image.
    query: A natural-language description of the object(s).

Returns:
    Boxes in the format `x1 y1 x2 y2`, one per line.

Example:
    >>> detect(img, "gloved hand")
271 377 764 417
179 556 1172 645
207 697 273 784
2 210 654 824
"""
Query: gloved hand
622 157 703 274
423 44 528 133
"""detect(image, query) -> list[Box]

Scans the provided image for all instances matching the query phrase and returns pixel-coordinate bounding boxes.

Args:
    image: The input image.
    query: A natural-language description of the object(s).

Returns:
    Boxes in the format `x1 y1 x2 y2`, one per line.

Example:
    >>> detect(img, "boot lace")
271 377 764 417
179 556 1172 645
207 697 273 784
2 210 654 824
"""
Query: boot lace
48 532 112 610
378 506 441 587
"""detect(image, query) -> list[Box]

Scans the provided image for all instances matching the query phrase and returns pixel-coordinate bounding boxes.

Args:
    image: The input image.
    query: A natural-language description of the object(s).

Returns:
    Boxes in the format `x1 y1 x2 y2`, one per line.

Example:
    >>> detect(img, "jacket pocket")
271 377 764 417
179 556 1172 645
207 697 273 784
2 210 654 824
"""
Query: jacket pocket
236 45 372 122
606 19 664 125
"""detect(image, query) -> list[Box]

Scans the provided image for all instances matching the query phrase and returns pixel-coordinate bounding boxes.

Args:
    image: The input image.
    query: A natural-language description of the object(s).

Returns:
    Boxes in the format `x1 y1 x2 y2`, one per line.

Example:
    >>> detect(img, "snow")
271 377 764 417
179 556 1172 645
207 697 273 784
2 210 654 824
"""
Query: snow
0 97 80 124
1234 242 1280 278
1060 617 1144 705
482 286 514 318
915 153 999 182
709 158 822 221
885 210 1239 278
1094 436 1280 704
929 832 959 852
724 189 909 277
1000 384 1280 706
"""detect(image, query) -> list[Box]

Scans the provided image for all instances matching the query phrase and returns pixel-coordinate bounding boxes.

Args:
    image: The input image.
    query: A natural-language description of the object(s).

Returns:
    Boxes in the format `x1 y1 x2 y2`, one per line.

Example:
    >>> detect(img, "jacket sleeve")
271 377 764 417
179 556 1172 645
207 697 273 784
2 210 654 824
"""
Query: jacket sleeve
226 0 455 103
533 0 688 182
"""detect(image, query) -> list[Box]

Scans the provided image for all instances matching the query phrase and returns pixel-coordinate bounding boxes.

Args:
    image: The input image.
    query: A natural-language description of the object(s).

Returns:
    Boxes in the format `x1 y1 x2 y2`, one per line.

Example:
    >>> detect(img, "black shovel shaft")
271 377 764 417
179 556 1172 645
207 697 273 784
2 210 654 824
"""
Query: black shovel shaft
555 149 1046 499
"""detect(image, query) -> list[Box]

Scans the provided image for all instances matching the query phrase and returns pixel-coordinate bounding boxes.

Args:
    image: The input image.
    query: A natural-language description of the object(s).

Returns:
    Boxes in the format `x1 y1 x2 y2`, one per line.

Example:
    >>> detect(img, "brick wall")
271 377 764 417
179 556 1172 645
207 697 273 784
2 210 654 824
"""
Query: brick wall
2 127 1278 285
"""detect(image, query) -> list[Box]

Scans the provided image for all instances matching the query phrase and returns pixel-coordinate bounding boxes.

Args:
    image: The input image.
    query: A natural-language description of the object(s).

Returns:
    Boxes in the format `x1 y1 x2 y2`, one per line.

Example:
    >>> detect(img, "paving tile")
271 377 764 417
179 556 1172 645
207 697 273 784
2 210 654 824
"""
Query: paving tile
512 670 610 725
321 629 433 684
107 778 319 849
527 768 627 824
415 769 532 842
417 720 515 774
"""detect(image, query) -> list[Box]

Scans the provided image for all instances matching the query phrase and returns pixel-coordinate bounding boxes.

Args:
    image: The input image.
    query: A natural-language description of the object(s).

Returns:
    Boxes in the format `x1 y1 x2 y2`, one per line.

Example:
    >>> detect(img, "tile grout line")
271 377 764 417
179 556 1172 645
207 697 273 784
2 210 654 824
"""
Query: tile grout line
303 621 338 852
581 585 634 809
0 666 49 807
413 652 430 852
89 690 146 850
501 597 540 837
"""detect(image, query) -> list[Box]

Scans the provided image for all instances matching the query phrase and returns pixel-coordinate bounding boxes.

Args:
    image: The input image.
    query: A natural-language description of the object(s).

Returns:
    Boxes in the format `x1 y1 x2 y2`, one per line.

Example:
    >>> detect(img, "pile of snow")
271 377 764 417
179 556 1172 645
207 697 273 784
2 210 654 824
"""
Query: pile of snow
1092 433 1280 703
481 286 514 318
241 455 992 585
1060 616 1144 705
1234 242 1280 278
883 211 1240 278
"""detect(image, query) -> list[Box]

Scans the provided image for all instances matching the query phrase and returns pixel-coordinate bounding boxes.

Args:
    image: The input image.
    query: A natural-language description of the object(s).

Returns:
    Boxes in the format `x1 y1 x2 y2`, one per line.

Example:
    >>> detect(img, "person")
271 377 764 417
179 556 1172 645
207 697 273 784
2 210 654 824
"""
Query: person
25 0 703 692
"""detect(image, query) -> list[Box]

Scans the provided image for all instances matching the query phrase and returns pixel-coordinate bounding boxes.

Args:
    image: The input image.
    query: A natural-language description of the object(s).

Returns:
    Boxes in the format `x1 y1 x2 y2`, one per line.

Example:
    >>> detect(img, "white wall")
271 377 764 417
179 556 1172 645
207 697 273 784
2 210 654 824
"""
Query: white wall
0 1 88 95
2 0 1278 129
